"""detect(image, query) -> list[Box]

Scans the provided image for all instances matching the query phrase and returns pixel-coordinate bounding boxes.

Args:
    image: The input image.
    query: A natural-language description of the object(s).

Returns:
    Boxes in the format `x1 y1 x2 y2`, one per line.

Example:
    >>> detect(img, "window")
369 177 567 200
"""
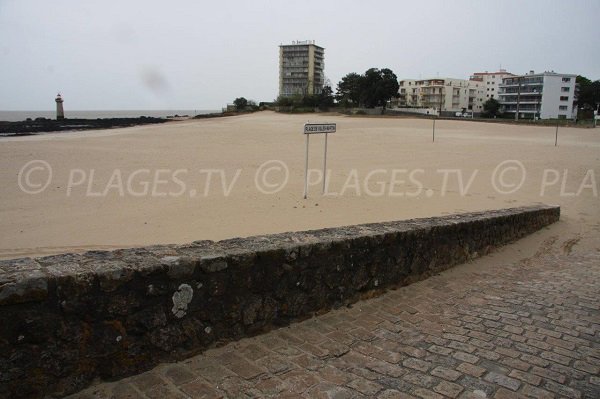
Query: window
560 96 569 101
559 106 568 111
491 88 494 91
561 87 570 92
491 95 494 98
562 77 571 82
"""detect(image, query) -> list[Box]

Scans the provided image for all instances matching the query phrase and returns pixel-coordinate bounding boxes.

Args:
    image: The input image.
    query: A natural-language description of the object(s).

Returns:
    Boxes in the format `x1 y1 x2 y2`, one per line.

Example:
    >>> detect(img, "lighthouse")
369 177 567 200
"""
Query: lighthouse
55 93 64 120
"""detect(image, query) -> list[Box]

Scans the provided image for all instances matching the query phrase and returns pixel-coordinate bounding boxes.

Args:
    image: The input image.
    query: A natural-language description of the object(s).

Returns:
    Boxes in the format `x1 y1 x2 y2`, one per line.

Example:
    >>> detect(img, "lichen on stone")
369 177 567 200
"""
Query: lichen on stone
171 283 193 318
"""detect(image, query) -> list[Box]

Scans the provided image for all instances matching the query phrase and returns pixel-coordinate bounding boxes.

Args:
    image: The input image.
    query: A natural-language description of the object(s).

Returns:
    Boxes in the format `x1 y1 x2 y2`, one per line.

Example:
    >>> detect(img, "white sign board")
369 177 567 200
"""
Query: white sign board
303 122 337 199
303 123 336 134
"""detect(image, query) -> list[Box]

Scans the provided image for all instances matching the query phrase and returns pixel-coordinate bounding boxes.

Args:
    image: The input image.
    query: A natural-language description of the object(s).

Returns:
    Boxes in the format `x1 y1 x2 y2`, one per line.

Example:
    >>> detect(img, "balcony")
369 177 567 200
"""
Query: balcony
498 86 544 96
500 100 542 105
417 80 445 87
501 77 543 86
421 92 443 98
503 108 538 114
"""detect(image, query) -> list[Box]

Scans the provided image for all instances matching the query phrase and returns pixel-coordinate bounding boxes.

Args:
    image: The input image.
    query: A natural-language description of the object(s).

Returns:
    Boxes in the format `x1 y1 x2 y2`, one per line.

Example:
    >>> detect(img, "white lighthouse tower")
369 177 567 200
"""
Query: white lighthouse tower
55 93 64 120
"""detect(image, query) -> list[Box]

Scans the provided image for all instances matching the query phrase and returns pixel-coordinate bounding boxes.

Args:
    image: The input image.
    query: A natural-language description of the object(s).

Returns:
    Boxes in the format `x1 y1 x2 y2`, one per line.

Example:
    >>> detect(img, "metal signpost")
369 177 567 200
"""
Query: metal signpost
303 122 336 199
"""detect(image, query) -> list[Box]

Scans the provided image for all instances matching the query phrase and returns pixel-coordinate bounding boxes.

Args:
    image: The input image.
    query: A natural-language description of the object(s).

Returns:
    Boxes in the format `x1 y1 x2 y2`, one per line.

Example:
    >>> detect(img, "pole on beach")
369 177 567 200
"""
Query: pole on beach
322 132 328 194
555 120 559 147
432 118 436 143
304 131 310 199
303 121 336 199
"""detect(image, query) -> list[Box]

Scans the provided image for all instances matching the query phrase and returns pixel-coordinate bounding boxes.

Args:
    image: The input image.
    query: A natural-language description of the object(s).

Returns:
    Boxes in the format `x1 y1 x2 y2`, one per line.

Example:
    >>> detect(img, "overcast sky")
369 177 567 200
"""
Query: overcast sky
1 0 599 110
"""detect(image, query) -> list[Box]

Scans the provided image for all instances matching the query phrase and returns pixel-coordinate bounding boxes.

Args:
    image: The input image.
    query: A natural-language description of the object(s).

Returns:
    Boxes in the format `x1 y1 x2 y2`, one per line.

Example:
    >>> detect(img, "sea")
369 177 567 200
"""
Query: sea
0 110 220 122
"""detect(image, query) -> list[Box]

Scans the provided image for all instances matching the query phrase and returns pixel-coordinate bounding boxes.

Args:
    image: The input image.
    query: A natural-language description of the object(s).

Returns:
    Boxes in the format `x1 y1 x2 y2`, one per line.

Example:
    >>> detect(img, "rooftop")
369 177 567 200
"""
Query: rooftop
280 40 324 49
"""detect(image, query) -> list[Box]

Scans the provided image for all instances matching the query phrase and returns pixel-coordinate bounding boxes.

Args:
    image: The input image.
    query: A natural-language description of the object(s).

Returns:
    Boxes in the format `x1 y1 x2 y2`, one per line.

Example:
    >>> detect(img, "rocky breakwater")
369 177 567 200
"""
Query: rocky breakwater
0 117 167 136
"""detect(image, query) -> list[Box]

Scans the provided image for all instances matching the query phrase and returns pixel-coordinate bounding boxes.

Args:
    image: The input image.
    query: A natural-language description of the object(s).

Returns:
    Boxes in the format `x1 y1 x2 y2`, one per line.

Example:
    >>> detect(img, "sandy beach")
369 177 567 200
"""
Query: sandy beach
0 111 598 260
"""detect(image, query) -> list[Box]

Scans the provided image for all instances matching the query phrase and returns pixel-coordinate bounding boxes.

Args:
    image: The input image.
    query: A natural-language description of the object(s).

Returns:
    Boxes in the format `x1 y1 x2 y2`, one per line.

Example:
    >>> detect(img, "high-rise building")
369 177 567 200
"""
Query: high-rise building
279 41 324 98
498 71 578 119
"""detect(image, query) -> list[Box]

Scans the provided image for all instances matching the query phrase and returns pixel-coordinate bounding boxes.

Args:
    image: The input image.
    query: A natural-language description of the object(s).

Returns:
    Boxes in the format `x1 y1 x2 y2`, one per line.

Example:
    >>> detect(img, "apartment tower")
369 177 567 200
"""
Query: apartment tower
279 41 324 98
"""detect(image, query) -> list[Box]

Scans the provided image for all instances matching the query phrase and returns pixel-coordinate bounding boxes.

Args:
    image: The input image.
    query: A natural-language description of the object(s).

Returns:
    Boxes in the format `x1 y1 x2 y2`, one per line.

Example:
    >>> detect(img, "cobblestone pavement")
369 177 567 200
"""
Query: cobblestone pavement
72 249 600 399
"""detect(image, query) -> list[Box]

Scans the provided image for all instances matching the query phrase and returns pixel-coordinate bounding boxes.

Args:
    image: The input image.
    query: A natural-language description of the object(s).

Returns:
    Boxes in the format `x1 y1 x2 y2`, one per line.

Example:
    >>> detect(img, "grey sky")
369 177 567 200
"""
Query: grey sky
1 0 599 110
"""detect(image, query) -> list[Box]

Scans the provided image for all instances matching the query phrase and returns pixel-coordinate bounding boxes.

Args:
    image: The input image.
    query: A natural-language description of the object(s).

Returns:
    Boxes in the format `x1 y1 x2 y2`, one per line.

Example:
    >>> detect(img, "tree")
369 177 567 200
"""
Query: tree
318 85 335 110
577 75 592 86
376 68 400 111
233 97 248 110
482 98 501 118
360 68 382 108
360 68 399 111
301 94 319 107
247 100 259 111
336 72 363 107
336 68 399 111
576 75 600 110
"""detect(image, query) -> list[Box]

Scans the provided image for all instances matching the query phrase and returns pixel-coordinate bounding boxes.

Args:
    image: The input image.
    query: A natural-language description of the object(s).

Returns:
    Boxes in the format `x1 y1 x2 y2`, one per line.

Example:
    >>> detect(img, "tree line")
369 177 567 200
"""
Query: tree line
268 67 400 112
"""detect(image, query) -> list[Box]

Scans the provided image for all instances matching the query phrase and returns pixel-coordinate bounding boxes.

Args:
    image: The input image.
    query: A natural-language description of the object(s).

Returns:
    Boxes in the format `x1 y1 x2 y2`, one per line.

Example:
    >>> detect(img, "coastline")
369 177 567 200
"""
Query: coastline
0 117 169 137
0 111 251 137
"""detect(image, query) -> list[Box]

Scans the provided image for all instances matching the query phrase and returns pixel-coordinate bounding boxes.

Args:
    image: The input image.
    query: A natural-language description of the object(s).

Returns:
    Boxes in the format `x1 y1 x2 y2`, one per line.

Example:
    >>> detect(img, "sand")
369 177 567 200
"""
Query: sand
1 111 598 260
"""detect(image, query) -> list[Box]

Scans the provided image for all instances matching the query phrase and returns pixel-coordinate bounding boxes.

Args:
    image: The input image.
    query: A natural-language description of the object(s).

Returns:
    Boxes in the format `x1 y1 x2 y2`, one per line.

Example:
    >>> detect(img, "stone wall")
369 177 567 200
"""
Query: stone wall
0 205 559 398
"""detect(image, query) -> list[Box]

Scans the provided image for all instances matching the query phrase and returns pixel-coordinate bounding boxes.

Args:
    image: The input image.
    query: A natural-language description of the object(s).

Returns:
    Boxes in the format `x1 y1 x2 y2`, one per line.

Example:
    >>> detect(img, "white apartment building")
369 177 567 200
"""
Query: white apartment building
498 71 578 119
470 69 514 101
398 78 484 115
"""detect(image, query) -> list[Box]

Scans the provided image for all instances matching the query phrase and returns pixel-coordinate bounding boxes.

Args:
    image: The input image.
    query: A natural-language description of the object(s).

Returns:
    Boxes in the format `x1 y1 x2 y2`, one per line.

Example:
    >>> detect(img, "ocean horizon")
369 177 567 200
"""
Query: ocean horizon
0 109 220 122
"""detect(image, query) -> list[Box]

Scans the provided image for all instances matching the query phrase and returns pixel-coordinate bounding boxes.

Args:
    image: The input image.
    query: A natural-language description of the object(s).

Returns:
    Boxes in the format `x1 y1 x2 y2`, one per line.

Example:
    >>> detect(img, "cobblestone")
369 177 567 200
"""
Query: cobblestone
70 251 600 399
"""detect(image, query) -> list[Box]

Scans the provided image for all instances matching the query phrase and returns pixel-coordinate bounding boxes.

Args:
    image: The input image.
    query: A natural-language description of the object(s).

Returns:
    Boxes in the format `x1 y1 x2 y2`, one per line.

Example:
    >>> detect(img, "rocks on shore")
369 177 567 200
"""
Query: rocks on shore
0 117 168 136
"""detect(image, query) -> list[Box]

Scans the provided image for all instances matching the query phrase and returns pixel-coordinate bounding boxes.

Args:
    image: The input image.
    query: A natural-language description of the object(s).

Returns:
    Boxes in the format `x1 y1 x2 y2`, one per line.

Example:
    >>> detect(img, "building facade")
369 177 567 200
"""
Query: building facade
398 78 484 115
470 69 514 101
279 41 324 98
498 71 577 119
